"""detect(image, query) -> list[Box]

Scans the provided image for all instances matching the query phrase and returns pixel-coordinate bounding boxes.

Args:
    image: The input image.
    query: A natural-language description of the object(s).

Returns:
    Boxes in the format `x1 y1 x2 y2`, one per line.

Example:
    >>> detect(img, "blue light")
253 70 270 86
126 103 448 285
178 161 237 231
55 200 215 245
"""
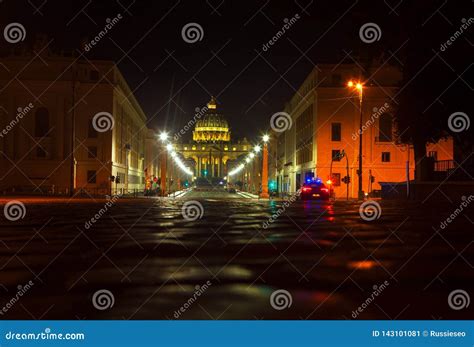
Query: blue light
306 178 311 183
315 178 322 184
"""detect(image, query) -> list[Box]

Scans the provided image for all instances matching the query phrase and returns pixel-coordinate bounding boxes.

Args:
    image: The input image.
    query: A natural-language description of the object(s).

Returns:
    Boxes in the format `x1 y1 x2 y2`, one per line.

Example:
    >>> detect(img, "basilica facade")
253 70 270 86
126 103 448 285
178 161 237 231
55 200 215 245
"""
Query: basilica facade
175 98 251 179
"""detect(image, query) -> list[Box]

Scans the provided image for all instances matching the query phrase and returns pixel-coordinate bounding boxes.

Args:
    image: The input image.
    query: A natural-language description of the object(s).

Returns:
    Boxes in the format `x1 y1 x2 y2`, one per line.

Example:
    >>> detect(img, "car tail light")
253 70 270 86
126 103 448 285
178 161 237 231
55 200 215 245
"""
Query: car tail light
321 188 329 192
302 187 312 192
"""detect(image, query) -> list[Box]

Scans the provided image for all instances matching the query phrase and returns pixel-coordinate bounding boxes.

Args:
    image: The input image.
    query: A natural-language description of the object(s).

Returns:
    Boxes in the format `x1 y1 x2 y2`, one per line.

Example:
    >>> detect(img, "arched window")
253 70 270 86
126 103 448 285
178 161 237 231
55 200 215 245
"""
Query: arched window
378 113 392 142
34 107 50 137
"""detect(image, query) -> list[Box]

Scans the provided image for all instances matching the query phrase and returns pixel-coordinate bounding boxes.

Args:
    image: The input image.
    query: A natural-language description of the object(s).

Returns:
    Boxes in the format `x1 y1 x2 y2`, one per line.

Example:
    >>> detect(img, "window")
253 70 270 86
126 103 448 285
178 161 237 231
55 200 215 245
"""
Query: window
378 113 392 142
332 150 342 161
428 151 438 161
88 146 97 158
331 123 341 141
332 173 341 186
87 170 97 184
88 121 98 138
382 152 391 162
34 108 49 137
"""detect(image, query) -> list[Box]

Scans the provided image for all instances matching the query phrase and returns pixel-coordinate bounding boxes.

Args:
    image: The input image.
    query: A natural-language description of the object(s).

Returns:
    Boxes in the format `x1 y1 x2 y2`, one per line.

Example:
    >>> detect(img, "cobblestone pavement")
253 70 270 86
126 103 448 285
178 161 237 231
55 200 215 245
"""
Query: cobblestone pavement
0 191 472 320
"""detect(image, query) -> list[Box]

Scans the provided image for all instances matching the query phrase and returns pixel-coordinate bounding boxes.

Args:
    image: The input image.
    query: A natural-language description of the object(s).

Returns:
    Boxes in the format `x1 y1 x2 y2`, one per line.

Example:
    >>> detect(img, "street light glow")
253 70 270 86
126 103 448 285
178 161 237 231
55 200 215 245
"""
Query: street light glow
263 134 270 142
347 80 353 87
254 145 261 153
245 157 251 163
166 143 173 151
249 152 255 158
159 131 169 142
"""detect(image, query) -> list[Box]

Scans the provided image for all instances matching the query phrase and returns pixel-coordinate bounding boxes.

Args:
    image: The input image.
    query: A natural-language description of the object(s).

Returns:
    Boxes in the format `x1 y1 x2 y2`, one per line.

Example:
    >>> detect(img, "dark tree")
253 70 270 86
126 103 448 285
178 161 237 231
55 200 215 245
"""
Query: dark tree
394 0 473 180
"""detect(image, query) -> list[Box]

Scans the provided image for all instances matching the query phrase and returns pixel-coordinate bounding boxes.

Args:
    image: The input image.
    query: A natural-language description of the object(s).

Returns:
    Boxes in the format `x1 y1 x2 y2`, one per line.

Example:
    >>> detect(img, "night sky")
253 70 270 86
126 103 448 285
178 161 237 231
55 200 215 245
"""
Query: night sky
1 0 467 141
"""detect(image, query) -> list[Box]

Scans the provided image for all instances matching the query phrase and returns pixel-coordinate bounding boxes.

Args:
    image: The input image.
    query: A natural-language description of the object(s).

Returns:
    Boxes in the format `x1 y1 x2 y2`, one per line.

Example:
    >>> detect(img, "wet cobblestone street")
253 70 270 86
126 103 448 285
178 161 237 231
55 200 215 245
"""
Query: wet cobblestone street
0 192 472 320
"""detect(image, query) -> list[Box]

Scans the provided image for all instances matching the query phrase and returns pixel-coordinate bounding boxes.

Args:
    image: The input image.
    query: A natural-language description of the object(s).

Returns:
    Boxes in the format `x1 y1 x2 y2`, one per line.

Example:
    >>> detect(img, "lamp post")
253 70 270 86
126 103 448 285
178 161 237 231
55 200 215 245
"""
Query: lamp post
260 134 270 199
159 132 169 196
348 81 364 200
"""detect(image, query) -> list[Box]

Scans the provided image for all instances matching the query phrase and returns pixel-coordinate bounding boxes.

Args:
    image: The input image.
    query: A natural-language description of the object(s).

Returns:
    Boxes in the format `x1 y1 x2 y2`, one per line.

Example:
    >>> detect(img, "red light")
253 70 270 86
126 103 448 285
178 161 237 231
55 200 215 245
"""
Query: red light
302 187 312 192
321 188 329 192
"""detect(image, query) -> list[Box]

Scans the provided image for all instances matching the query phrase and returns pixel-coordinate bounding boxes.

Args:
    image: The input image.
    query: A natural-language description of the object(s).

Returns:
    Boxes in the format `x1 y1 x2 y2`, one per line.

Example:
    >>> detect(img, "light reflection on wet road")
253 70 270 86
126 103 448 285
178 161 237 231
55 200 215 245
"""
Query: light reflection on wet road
0 190 472 319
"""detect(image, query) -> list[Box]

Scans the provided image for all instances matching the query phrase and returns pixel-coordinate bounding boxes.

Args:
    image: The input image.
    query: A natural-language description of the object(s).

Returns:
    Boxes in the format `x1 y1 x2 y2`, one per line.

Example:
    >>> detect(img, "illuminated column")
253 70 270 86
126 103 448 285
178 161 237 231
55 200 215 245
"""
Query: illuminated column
260 135 270 198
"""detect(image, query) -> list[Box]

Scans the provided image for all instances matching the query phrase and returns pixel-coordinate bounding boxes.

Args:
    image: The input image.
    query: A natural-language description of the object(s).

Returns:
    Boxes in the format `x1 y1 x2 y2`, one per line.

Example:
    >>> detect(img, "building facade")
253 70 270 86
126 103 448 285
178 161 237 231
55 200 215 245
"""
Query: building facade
0 43 148 195
274 64 453 198
175 97 252 180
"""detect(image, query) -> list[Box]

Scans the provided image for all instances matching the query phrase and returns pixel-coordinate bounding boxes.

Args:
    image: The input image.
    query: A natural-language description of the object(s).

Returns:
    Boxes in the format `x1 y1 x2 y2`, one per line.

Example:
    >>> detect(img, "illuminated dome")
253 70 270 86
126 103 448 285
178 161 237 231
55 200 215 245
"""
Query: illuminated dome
193 97 231 143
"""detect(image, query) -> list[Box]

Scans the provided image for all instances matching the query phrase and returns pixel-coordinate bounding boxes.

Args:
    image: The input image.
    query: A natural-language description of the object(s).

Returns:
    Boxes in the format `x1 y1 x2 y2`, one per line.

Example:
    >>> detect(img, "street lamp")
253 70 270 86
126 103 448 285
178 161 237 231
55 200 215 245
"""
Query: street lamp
166 143 173 151
260 134 270 199
254 144 261 153
347 80 364 199
159 131 169 142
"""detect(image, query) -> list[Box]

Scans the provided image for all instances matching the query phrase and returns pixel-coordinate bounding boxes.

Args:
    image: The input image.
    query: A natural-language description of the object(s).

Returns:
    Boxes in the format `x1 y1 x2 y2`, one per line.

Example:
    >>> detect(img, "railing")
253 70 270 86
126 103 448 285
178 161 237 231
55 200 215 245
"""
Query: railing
434 160 456 172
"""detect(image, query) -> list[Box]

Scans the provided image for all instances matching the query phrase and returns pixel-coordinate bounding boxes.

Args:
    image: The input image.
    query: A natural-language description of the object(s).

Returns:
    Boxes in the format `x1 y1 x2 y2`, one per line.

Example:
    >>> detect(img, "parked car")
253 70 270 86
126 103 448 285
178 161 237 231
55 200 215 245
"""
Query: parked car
300 181 330 200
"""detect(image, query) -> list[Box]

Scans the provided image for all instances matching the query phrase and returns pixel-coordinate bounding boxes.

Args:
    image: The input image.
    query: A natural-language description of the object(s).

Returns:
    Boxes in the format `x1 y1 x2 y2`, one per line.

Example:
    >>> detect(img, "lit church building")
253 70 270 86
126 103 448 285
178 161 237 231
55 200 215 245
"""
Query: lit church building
175 98 251 179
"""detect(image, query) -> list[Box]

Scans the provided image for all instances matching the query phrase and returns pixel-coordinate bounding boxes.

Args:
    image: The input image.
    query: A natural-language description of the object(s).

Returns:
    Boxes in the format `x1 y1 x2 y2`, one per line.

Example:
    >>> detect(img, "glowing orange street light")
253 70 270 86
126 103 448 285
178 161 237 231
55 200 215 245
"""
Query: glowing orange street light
347 80 364 199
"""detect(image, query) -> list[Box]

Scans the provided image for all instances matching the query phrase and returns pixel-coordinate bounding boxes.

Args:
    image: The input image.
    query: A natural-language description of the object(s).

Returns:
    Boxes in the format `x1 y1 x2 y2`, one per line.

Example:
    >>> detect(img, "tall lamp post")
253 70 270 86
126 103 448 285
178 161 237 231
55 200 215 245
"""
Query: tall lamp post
159 131 169 196
260 134 270 199
347 81 364 200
